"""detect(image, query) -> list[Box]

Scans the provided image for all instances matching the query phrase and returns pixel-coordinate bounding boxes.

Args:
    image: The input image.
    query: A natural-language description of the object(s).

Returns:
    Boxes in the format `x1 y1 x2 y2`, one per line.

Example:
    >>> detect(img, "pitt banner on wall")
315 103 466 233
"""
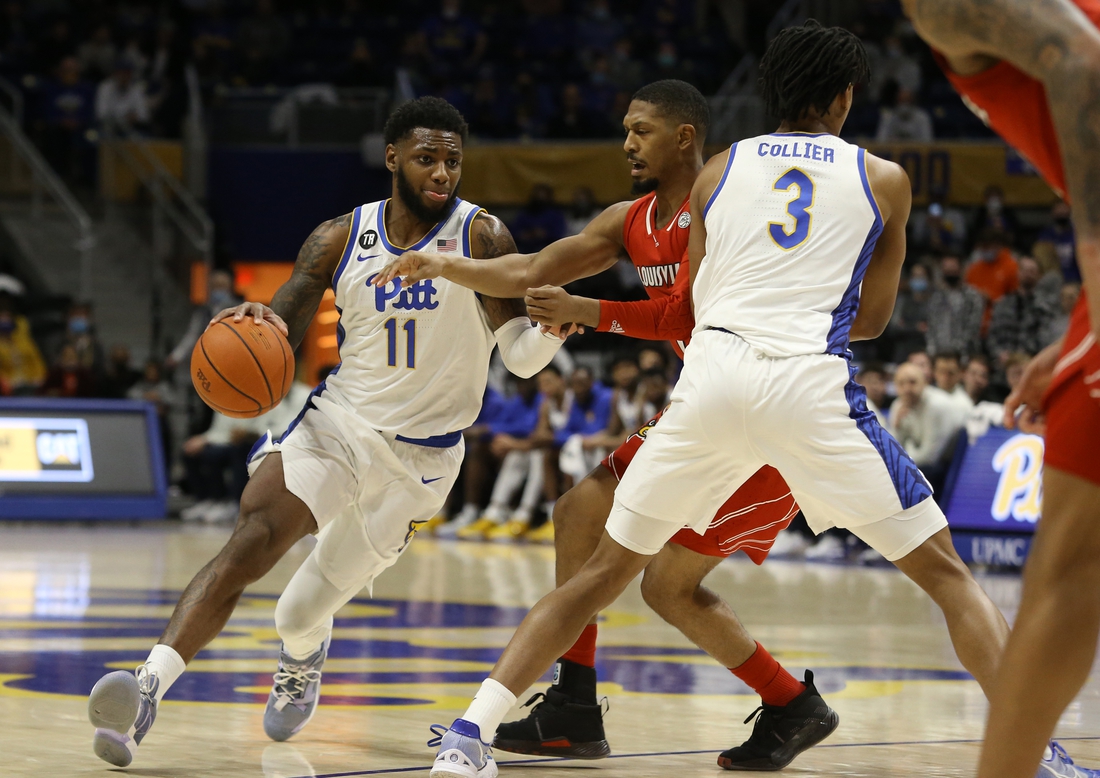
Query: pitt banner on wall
945 426 1044 533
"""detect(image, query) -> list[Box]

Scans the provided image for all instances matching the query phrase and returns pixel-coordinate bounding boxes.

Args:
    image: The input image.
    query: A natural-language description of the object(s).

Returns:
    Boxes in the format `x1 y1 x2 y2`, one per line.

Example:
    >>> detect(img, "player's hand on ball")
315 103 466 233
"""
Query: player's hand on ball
374 251 447 289
208 302 289 338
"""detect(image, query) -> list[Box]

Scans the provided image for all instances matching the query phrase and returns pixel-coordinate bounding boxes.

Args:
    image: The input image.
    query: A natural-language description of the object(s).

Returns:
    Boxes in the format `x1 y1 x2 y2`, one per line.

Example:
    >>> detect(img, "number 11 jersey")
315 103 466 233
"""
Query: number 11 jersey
326 197 497 439
694 132 883 359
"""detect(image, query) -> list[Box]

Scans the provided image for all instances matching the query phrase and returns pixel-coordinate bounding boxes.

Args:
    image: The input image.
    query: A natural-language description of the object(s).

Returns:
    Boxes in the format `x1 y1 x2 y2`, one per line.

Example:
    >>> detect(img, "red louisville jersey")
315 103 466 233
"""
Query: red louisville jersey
596 192 695 357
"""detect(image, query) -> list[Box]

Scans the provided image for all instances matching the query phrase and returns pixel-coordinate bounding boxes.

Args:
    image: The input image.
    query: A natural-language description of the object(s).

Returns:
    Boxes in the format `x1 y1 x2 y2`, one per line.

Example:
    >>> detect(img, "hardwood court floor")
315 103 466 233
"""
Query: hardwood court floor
2 522 1099 777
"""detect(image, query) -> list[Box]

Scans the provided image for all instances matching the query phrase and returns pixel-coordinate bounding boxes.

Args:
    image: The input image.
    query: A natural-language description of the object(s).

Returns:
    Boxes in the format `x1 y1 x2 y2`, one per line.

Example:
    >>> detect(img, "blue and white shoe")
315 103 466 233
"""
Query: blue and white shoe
1038 740 1100 777
88 665 159 767
263 637 329 742
429 719 499 778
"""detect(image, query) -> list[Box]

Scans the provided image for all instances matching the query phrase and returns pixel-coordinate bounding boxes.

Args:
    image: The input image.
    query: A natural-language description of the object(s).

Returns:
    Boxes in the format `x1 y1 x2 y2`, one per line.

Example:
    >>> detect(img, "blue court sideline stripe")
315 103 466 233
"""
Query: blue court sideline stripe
290 736 1100 778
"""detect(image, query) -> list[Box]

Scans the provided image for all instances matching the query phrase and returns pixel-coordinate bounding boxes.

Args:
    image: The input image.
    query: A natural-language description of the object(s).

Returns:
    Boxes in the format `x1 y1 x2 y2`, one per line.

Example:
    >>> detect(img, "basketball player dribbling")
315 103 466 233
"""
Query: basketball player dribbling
398 26 1095 778
379 80 836 772
83 97 567 767
902 1 1100 776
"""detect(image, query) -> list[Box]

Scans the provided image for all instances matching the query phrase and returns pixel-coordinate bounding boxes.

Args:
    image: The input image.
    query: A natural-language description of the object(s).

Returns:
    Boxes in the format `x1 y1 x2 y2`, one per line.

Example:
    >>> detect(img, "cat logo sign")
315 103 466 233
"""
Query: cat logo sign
990 433 1043 524
0 418 94 482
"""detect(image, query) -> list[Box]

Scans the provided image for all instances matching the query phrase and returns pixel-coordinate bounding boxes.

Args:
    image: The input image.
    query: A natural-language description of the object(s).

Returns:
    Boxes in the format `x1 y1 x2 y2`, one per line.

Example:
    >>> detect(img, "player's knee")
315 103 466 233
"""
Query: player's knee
273 592 316 641
639 564 690 620
220 503 289 583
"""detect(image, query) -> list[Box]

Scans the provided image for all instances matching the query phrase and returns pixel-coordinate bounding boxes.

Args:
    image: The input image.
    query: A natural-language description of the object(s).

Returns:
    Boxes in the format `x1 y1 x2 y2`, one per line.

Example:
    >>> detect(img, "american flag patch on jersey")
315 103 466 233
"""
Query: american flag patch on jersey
437 238 458 252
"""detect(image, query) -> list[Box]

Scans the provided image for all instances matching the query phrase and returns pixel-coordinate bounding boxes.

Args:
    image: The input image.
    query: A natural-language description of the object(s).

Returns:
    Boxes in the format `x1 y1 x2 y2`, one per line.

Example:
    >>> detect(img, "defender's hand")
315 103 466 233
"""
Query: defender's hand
373 250 448 289
209 302 288 338
525 286 597 329
1003 345 1059 434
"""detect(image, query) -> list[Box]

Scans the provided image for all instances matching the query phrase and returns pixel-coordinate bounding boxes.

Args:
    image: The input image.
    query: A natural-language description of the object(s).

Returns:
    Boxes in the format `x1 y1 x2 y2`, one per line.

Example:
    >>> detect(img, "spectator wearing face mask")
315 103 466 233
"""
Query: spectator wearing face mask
0 300 47 395
971 185 1018 242
59 302 105 377
165 270 243 372
890 263 932 361
987 255 1059 364
926 255 985 357
1032 201 1080 284
966 229 1019 334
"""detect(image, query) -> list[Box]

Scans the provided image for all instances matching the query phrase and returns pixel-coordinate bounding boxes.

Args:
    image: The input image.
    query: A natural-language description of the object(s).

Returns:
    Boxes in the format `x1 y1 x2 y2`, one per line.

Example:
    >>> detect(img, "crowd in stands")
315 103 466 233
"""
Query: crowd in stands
5 0 1009 174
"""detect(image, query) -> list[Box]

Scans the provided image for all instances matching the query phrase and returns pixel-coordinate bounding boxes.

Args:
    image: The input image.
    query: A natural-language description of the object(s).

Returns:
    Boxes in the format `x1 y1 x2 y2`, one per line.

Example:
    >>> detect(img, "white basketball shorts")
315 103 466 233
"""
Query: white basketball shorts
247 389 463 590
608 328 945 560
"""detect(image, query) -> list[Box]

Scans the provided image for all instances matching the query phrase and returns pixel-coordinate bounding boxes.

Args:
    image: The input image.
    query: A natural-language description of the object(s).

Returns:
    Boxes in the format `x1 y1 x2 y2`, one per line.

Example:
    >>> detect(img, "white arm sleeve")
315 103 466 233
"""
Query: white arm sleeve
494 316 565 379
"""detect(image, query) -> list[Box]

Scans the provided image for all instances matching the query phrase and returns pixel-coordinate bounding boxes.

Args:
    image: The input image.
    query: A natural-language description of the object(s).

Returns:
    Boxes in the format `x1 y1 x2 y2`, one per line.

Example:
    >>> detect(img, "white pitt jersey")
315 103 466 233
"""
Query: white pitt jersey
323 197 496 439
694 132 883 358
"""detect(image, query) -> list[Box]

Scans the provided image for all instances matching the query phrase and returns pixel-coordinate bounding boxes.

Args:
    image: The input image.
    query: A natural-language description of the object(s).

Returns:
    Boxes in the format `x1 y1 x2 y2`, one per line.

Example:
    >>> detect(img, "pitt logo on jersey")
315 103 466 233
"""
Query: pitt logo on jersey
991 433 1044 524
367 274 439 313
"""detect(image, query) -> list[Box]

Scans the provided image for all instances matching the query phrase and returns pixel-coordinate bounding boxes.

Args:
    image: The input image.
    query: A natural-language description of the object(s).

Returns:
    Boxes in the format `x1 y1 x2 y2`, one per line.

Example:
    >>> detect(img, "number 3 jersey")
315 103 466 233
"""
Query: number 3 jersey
324 197 497 439
694 133 882 358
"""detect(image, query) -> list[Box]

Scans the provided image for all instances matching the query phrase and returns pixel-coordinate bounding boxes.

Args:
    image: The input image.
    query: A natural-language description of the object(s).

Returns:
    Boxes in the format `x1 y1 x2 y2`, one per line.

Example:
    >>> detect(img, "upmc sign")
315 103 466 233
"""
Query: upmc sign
944 427 1044 533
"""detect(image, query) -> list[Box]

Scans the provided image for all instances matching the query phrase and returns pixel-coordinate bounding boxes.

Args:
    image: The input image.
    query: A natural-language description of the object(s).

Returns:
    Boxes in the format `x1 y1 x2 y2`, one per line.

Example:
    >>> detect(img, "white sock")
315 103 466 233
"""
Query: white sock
144 644 186 702
461 678 517 741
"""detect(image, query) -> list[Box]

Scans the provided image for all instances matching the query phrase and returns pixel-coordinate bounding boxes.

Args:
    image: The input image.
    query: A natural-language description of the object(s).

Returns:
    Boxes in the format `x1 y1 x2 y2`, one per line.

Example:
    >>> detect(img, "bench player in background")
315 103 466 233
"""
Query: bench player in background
83 97 566 768
379 80 834 772
902 1 1100 776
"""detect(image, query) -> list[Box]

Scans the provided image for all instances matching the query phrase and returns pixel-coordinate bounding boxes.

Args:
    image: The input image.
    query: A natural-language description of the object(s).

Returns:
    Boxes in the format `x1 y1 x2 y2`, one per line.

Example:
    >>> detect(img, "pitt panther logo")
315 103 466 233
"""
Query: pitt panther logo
991 433 1044 524
367 273 439 313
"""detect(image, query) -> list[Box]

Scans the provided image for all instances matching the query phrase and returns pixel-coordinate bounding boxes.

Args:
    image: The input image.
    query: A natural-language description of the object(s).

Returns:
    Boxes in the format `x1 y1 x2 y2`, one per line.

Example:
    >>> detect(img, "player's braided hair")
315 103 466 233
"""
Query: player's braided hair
383 96 469 145
759 20 870 123
632 80 711 139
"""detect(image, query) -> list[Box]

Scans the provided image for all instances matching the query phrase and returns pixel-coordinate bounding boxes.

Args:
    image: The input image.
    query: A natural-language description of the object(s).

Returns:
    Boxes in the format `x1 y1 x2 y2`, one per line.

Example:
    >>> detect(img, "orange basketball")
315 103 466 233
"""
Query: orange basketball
190 318 294 419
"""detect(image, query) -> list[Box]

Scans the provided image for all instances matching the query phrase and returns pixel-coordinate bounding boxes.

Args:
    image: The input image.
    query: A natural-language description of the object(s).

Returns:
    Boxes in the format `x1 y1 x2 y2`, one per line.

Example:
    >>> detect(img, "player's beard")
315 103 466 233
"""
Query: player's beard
631 176 659 196
396 166 460 225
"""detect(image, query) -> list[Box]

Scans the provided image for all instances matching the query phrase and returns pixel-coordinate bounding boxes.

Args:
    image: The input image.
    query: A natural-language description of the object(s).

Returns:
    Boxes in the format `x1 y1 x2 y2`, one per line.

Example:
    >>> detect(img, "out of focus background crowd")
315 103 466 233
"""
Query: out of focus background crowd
0 0 1076 557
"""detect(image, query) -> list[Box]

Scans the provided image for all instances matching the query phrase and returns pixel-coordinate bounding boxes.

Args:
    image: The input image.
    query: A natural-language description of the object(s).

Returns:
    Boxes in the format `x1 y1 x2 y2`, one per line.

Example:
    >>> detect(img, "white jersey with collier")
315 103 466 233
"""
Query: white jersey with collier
693 132 881 358
605 133 946 563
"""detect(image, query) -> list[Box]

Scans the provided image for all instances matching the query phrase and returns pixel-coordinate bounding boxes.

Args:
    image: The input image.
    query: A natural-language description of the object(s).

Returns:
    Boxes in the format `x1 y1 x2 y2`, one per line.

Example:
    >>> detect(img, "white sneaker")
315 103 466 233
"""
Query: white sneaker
769 529 811 557
438 505 481 538
202 500 239 524
180 499 213 522
856 546 885 565
805 534 847 561
429 720 498 778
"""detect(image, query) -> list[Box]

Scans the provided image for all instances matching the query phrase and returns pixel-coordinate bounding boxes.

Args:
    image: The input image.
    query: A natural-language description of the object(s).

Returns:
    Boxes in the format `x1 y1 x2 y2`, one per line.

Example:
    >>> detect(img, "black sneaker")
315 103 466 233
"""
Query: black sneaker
493 659 610 759
717 670 838 771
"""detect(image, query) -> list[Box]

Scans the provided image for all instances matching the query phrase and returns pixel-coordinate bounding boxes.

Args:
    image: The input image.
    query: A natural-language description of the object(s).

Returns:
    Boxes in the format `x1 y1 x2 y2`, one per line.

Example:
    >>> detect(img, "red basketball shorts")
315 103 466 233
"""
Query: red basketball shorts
1043 303 1100 485
601 410 798 561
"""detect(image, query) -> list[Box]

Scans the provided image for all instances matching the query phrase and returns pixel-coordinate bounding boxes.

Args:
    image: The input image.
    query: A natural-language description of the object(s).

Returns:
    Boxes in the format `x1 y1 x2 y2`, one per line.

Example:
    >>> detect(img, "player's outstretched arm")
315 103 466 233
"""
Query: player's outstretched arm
372 202 631 298
470 212 568 378
209 213 351 348
903 0 1100 338
850 157 911 342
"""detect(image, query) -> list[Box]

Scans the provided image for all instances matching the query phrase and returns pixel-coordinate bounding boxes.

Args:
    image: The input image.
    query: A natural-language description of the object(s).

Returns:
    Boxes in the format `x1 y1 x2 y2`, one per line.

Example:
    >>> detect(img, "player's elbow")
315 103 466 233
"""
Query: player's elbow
850 313 888 342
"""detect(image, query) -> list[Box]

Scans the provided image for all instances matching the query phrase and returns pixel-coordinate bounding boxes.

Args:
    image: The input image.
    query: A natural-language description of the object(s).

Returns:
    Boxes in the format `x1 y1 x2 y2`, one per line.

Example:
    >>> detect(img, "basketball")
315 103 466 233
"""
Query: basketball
190 318 294 418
